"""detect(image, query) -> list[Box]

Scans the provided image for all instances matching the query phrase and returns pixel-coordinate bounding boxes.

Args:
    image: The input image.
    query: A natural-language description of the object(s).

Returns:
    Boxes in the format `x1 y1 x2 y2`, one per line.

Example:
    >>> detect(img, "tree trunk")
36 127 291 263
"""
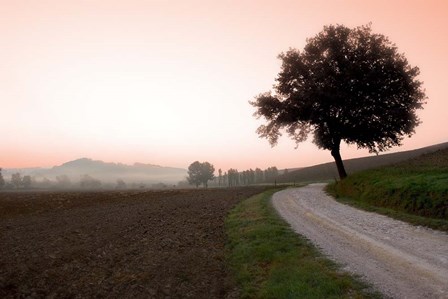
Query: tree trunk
331 144 347 180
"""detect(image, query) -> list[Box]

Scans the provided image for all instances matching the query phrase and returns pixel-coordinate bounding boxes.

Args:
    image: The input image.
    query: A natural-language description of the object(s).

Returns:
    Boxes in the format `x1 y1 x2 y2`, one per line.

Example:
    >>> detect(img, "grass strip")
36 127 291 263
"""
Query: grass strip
326 185 448 232
225 188 381 299
325 147 448 232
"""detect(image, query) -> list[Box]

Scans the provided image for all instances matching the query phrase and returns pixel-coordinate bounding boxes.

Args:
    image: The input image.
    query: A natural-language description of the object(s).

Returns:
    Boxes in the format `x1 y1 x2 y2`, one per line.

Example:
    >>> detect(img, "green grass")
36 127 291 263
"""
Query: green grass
278 142 448 184
225 188 380 299
326 148 448 231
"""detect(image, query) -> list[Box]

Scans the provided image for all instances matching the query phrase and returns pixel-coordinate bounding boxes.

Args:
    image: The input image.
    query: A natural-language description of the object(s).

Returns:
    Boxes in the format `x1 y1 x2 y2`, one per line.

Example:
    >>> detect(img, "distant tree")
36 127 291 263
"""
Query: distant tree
187 161 203 188
251 24 426 179
227 168 239 186
22 175 32 189
187 161 215 188
264 167 279 183
116 179 127 189
0 168 4 189
56 175 71 188
80 174 102 189
222 172 228 187
177 180 191 188
255 168 264 184
11 173 22 189
151 182 167 189
218 169 222 187
41 177 52 188
248 169 255 185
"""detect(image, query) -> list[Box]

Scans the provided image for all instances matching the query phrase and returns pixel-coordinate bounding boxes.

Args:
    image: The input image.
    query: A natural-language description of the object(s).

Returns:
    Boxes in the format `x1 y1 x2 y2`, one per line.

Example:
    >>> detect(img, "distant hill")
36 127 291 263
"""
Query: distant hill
3 158 187 184
278 142 448 183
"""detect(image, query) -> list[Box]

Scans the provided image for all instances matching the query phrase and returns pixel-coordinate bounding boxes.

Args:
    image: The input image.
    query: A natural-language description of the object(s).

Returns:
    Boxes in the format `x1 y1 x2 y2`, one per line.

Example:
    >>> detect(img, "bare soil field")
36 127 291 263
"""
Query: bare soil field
0 187 265 298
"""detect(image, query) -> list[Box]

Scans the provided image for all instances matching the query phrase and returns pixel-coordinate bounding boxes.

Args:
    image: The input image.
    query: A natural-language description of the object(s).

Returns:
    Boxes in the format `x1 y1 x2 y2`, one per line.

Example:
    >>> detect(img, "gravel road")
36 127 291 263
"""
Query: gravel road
272 184 448 299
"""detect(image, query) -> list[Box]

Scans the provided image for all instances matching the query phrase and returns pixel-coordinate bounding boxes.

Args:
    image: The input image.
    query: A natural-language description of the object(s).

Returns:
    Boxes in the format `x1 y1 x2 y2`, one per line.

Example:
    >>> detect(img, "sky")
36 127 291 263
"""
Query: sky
1 0 447 171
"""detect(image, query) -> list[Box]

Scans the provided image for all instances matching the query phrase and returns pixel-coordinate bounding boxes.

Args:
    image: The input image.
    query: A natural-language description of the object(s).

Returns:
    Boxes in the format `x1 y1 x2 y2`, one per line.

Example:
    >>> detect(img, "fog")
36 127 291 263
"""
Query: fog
2 158 187 190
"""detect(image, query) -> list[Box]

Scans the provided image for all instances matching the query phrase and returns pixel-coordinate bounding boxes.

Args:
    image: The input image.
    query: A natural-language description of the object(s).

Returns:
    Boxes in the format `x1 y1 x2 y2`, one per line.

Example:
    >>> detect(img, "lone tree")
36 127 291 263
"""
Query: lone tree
187 161 215 188
251 24 426 179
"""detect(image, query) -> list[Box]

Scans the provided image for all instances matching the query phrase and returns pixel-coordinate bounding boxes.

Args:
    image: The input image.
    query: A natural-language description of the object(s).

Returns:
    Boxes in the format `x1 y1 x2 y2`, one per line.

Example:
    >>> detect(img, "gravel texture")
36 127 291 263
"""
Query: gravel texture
272 184 448 299
0 188 264 298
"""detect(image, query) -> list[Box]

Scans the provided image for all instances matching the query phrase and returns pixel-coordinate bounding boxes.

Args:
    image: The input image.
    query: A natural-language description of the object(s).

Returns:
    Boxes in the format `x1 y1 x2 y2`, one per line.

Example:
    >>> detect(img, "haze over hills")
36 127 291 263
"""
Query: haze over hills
3 158 187 184
4 142 448 187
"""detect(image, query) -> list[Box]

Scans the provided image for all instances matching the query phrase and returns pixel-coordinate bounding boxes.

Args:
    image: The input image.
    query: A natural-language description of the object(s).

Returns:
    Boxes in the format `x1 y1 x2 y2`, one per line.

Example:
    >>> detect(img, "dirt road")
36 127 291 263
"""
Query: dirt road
272 184 448 299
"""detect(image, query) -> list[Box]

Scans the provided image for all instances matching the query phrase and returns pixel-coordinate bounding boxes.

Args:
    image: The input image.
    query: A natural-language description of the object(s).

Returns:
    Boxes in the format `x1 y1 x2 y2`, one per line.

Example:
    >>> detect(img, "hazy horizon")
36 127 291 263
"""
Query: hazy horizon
2 0 448 171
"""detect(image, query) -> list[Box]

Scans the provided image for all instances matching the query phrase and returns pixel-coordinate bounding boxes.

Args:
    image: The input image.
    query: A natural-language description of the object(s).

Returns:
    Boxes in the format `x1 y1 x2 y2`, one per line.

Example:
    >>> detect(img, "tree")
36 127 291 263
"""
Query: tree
218 169 222 186
187 161 215 188
264 167 279 183
255 168 264 183
251 24 426 179
80 174 102 189
0 168 4 189
22 175 32 189
227 169 239 186
11 173 22 189
116 179 127 189
56 175 71 188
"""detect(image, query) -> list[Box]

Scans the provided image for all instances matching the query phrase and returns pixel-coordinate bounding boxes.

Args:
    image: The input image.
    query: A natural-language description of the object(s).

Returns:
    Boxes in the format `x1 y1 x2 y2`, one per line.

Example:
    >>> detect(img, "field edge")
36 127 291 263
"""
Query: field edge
225 188 381 299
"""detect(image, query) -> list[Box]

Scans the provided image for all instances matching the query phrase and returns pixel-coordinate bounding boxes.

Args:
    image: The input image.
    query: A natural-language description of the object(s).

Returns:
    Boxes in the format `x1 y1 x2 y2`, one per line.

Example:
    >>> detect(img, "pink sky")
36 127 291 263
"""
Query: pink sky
1 0 447 171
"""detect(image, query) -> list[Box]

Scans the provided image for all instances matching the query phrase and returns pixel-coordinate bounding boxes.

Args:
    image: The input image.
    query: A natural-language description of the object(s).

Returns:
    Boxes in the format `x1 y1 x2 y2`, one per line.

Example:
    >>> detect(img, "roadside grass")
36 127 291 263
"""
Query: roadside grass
225 188 381 299
326 148 448 232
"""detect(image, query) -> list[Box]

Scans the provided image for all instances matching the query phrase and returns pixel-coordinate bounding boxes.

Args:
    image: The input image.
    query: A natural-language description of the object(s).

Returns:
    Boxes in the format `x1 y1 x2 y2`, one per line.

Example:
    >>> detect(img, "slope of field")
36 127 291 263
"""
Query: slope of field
278 142 448 183
0 188 264 298
327 148 448 225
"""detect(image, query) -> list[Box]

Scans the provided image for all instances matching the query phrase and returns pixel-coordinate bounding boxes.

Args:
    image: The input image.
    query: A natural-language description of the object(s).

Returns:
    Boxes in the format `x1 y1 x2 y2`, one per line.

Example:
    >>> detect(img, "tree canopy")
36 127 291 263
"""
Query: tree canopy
187 161 215 188
251 24 426 179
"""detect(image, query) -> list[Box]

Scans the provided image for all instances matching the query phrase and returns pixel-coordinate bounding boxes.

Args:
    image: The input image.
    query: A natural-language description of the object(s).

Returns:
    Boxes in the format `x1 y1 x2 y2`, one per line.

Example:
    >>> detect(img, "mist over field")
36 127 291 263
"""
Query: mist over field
2 158 187 189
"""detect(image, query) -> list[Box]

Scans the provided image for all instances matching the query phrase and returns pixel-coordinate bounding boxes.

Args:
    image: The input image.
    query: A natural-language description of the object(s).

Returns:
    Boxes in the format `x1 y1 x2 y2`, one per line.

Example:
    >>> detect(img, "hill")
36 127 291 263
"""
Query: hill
326 147 448 228
278 142 448 183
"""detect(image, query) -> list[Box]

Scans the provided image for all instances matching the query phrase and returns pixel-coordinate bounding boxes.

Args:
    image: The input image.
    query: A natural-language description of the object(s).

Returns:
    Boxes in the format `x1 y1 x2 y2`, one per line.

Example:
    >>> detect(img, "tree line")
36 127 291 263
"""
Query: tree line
186 161 279 188
0 169 32 189
0 168 147 190
217 166 279 187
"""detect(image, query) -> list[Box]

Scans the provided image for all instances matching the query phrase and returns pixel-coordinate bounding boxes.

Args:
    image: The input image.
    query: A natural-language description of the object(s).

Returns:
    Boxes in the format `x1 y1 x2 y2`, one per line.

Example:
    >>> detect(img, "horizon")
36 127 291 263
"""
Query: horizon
2 0 448 171
4 140 448 173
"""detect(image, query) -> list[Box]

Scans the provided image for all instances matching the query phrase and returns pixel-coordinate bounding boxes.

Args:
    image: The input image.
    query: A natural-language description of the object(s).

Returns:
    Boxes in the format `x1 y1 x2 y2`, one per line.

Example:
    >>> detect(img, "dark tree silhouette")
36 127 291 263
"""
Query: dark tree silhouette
187 161 215 188
251 24 426 179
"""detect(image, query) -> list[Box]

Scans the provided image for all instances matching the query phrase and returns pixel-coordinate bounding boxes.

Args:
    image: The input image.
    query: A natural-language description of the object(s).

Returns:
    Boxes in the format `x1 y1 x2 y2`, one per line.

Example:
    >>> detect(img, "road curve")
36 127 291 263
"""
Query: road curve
272 184 448 299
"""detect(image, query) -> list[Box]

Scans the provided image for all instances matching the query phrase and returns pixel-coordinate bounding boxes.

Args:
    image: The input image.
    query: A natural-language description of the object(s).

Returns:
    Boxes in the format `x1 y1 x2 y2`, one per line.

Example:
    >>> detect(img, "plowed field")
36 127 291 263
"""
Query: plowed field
0 188 264 298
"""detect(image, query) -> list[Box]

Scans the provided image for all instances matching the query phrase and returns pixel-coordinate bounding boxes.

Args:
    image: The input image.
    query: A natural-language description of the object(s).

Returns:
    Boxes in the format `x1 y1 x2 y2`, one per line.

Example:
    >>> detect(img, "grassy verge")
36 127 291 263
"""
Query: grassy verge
225 188 380 299
326 189 448 232
326 148 448 232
